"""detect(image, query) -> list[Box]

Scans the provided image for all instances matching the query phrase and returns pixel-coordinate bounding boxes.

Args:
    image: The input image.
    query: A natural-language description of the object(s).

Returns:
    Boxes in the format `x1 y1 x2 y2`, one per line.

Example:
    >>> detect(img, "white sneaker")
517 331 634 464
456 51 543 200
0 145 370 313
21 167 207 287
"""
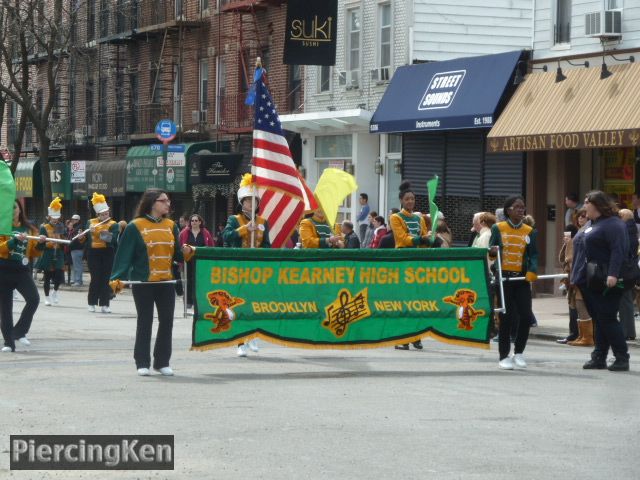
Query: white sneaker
17 337 31 346
44 296 52 306
513 353 527 369
155 366 174 376
88 305 96 312
247 339 259 353
498 357 515 370
137 368 150 376
101 306 111 314
1 346 13 352
52 291 59 304
237 344 248 357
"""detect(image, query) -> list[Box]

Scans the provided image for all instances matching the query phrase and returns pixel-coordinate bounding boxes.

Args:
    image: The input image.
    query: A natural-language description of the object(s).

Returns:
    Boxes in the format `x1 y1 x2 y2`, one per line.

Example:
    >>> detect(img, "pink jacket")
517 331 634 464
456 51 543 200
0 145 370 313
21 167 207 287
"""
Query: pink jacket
370 226 388 249
179 227 214 248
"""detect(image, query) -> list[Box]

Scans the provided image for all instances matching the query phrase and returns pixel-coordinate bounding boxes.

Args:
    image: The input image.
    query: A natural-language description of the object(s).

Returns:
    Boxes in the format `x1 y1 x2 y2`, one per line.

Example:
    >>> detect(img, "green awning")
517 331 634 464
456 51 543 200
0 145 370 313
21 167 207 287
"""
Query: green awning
15 158 42 198
125 142 231 193
50 161 72 199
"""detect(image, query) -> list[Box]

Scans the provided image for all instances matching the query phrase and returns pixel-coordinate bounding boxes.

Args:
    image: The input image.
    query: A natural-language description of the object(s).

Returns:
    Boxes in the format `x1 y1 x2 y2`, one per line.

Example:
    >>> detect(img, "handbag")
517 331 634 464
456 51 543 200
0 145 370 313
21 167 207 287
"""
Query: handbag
586 258 640 293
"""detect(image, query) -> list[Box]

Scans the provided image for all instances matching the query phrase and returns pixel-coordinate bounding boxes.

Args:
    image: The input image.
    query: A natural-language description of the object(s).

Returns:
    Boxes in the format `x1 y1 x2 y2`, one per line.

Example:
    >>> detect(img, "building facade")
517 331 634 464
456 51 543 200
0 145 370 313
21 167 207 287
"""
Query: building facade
487 0 640 281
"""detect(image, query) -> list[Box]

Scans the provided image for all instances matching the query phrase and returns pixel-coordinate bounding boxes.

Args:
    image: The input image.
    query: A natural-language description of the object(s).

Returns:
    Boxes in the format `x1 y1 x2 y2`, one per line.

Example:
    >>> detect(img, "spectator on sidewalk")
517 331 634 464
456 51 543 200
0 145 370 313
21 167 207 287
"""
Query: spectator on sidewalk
68 214 84 286
557 208 592 346
356 193 370 242
341 220 360 249
573 190 630 371
618 209 638 341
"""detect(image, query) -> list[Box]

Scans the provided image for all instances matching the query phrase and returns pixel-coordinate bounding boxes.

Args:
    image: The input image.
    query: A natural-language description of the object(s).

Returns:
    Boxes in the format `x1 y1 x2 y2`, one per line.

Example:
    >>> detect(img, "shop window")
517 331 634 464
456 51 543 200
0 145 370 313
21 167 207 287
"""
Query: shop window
315 135 352 158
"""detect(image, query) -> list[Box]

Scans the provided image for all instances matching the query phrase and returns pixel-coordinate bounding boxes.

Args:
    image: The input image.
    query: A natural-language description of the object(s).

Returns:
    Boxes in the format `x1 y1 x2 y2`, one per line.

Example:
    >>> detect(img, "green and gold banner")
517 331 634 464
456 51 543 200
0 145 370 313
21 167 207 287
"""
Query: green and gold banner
191 248 492 351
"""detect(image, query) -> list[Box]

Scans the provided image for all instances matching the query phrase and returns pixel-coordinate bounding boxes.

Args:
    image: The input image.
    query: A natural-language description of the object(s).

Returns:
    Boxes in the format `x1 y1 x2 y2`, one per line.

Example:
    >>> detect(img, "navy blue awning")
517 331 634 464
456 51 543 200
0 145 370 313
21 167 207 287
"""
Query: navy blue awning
370 50 524 134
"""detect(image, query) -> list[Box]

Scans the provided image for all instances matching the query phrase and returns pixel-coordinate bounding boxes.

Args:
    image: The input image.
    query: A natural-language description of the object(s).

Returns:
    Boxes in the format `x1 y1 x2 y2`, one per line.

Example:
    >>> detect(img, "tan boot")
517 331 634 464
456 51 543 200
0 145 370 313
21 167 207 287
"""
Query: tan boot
570 320 594 346
567 321 584 345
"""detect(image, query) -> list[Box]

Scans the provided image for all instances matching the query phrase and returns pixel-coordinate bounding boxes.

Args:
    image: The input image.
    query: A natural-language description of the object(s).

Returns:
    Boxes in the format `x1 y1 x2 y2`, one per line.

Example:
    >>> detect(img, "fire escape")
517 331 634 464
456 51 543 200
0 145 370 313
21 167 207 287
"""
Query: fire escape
131 0 207 140
217 0 289 134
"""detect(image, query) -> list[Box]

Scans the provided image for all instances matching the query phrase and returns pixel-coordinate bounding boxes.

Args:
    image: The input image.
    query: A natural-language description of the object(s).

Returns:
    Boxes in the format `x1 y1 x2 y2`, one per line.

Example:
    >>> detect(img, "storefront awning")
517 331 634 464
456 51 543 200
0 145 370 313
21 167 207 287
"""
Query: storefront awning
487 63 640 153
14 158 42 198
72 160 127 198
280 109 372 133
125 141 226 193
370 50 524 134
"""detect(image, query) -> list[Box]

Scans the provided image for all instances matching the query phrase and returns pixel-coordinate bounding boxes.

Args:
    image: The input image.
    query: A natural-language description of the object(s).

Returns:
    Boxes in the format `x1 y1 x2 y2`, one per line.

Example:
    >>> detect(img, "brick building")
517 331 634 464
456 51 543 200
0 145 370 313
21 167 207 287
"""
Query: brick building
2 0 303 228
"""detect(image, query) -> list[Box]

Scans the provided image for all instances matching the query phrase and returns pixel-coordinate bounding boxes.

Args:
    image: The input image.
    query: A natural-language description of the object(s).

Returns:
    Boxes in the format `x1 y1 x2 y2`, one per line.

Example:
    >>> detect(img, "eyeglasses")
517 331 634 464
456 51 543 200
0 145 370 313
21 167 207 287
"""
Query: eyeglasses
155 198 171 204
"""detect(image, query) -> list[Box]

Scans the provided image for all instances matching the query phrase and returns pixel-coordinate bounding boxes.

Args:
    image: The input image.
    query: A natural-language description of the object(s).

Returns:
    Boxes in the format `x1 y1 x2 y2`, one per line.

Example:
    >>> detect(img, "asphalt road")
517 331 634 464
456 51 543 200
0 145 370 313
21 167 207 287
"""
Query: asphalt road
1 288 638 479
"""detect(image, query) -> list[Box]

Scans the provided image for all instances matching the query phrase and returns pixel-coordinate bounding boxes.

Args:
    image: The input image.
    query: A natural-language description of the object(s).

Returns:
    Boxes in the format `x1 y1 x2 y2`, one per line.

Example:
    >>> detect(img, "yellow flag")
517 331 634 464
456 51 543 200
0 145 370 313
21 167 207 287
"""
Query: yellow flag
314 168 358 227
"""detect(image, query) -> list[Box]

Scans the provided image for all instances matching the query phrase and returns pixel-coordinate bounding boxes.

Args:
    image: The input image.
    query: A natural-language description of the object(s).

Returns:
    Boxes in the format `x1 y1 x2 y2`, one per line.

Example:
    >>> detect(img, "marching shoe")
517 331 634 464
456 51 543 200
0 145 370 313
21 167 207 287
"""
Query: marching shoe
498 357 515 370
607 359 630 372
394 344 410 350
137 368 150 376
51 290 59 304
583 358 607 370
101 306 111 314
1 346 13 352
44 296 52 306
412 340 423 350
17 337 31 346
237 344 248 357
247 339 259 353
155 367 174 376
88 305 96 312
513 353 527 369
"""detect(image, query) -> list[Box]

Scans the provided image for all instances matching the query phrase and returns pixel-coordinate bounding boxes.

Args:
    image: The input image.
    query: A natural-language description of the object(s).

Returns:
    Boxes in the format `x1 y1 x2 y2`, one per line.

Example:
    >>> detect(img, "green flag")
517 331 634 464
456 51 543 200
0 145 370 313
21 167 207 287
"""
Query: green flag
427 175 439 242
0 161 16 235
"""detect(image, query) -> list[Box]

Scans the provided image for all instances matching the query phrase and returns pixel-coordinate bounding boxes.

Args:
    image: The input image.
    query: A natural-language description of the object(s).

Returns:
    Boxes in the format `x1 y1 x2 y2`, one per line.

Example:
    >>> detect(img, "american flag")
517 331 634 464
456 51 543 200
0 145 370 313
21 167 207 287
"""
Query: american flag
251 69 318 247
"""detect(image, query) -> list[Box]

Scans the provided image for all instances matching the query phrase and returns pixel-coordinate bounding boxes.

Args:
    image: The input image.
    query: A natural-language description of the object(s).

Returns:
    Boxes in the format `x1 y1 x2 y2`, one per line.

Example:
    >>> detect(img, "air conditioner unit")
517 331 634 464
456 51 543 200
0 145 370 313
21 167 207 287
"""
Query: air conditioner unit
585 10 622 38
348 71 359 89
371 67 391 83
339 71 360 89
207 46 216 57
82 125 93 137
338 71 347 86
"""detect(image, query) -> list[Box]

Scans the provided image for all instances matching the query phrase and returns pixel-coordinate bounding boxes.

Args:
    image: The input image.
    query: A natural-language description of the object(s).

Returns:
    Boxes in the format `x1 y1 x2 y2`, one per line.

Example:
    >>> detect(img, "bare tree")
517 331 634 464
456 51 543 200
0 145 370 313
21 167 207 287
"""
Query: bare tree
0 0 80 208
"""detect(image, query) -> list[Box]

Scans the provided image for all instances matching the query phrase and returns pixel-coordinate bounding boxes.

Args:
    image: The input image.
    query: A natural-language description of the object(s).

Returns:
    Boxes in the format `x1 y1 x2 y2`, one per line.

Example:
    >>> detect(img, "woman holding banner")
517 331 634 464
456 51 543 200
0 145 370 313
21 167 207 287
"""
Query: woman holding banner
390 181 442 350
110 188 192 376
35 198 66 306
0 201 45 352
489 195 538 370
223 174 270 357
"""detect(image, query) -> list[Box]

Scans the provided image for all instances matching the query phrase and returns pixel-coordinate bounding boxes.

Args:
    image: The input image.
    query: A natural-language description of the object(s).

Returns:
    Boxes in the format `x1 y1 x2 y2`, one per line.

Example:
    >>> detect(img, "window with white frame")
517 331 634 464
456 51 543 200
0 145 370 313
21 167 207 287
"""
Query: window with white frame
346 8 361 87
199 59 208 123
378 3 391 75
553 0 571 44
607 0 622 9
318 65 331 93
316 135 354 221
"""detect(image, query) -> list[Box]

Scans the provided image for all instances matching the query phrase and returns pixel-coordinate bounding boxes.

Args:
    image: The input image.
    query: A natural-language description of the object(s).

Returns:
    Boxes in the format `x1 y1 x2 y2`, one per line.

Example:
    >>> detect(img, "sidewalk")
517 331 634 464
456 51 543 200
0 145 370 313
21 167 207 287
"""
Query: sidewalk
531 295 639 348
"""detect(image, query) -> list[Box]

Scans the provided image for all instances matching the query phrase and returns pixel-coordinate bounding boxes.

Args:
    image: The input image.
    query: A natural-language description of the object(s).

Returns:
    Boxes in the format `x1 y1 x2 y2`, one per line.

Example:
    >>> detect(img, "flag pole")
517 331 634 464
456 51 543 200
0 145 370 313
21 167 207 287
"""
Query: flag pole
250 57 263 249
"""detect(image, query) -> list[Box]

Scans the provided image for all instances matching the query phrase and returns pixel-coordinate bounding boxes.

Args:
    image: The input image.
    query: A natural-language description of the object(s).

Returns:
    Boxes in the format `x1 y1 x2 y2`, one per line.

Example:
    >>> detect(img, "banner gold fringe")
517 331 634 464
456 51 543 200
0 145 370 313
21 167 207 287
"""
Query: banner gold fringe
190 331 490 352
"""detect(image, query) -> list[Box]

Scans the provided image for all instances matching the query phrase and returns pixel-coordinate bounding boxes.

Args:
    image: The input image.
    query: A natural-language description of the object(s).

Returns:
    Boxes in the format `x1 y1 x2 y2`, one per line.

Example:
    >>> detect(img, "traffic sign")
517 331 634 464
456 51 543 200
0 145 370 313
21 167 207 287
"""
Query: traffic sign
155 119 177 143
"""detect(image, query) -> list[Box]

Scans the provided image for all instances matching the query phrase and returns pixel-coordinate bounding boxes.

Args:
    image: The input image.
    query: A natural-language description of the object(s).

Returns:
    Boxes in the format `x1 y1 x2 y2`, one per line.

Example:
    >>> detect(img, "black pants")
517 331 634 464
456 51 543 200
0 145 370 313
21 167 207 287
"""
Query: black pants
185 259 196 306
0 268 40 350
499 279 533 360
580 286 629 361
88 248 114 307
132 283 175 369
43 269 63 296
